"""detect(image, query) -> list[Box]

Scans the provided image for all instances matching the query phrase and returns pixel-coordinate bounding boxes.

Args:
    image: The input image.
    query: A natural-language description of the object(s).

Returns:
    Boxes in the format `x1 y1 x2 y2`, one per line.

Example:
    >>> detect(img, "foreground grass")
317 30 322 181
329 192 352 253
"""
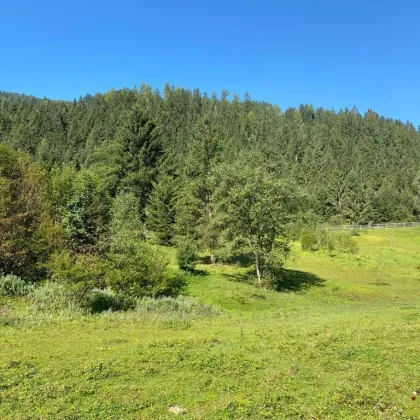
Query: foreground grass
1 229 420 419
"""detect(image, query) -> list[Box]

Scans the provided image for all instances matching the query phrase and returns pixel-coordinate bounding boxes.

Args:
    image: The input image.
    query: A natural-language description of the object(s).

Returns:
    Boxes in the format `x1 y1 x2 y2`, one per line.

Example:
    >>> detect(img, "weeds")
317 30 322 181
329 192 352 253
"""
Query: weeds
0 274 33 297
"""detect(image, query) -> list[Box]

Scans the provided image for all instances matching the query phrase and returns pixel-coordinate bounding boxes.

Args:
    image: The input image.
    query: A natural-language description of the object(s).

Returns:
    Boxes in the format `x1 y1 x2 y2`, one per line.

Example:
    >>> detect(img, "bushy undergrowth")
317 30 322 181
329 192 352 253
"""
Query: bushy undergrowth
301 227 358 254
29 283 133 315
106 233 185 298
0 274 33 296
26 281 218 324
334 230 359 253
176 239 197 271
86 289 135 313
300 229 319 251
44 251 106 298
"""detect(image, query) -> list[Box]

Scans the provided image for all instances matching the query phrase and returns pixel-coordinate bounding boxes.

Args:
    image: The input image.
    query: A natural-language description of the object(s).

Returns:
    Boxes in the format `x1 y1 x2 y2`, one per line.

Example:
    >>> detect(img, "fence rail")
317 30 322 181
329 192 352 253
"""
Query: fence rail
329 221 420 231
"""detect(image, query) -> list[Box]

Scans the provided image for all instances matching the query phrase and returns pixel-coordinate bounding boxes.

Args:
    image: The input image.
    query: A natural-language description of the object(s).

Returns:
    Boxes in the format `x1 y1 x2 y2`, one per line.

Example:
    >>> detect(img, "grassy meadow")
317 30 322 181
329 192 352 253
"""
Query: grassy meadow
1 228 420 419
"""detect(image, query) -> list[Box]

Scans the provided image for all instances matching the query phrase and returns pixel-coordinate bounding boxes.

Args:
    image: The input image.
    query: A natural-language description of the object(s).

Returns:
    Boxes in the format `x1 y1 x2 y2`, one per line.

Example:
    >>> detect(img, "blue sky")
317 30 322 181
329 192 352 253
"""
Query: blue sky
1 0 419 126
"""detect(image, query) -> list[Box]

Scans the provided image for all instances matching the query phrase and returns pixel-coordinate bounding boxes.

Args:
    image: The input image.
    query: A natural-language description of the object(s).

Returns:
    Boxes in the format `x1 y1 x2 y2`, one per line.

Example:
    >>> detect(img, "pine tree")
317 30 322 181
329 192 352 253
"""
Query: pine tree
146 174 178 245
176 113 220 261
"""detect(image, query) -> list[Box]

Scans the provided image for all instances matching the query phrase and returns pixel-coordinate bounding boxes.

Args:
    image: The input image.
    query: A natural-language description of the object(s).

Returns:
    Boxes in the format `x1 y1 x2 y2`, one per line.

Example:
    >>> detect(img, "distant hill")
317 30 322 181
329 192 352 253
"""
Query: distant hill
0 84 419 224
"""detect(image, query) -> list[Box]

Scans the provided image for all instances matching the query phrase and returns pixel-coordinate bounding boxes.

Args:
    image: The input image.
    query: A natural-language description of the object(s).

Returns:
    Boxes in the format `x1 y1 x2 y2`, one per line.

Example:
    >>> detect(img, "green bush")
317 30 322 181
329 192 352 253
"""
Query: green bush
85 289 135 313
176 239 197 271
44 251 106 299
106 236 185 298
315 228 335 253
0 274 33 296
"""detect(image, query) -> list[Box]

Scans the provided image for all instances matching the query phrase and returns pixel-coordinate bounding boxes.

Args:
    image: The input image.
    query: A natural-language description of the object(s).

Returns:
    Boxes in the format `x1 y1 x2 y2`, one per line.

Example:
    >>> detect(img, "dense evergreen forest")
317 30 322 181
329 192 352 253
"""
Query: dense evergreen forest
1 85 419 224
1 84 420 297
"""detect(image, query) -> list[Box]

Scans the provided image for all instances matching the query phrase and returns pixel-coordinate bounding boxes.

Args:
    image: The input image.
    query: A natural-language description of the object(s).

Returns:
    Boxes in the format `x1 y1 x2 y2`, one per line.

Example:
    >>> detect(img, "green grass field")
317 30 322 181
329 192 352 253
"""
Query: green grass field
1 228 420 419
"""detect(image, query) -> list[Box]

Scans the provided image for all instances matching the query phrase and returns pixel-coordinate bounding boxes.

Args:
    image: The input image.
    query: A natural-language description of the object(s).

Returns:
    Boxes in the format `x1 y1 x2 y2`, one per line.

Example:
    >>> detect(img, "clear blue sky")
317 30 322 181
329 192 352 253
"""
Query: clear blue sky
1 0 419 126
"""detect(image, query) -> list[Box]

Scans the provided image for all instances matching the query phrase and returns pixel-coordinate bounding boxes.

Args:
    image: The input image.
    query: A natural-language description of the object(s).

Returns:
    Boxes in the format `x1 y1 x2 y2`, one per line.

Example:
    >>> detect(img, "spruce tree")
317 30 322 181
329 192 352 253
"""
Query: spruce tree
146 174 178 245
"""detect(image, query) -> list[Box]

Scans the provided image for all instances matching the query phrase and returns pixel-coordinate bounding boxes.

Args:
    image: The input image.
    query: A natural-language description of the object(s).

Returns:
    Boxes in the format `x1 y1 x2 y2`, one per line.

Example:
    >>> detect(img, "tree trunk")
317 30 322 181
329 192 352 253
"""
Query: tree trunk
255 256 261 284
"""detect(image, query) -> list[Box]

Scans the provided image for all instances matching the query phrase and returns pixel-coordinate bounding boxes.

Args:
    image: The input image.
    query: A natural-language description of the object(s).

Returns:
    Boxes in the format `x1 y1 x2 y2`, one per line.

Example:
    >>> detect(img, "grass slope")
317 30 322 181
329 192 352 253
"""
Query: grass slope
1 228 420 419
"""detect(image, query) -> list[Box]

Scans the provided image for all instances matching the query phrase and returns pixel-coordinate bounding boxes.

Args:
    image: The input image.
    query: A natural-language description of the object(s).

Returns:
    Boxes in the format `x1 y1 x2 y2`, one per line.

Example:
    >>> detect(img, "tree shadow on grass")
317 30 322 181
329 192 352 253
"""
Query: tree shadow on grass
223 268 325 292
222 272 254 284
192 268 209 276
184 268 209 276
272 268 325 292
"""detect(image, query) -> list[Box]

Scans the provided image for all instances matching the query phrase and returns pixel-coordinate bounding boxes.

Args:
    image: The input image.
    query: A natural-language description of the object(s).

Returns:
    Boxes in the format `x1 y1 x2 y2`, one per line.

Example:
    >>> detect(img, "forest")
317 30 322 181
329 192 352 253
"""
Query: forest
1 85 420 302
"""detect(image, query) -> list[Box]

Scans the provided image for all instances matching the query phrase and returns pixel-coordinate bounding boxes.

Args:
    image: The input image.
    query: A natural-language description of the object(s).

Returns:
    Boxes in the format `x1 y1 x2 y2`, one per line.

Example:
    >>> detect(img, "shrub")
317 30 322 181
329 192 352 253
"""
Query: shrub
176 239 197 271
317 228 336 253
106 235 185 298
44 250 106 299
0 274 33 297
85 289 135 313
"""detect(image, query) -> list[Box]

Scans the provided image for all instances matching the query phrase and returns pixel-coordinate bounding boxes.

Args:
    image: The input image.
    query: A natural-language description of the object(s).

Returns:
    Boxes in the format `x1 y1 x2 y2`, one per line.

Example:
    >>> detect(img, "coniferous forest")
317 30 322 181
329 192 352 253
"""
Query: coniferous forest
1 85 420 297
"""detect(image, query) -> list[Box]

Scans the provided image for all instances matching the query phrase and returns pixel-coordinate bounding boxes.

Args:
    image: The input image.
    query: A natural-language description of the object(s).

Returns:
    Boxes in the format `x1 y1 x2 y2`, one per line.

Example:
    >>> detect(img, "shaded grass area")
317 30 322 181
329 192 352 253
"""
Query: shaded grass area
273 268 325 291
222 268 324 292
1 228 420 418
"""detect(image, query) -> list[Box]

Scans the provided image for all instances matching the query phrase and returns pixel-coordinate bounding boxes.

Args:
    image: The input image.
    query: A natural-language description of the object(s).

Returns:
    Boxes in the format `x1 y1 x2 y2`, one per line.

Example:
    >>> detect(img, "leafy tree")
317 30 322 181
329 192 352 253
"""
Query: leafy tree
0 145 59 279
85 139 125 196
50 166 110 250
213 162 305 283
109 192 143 235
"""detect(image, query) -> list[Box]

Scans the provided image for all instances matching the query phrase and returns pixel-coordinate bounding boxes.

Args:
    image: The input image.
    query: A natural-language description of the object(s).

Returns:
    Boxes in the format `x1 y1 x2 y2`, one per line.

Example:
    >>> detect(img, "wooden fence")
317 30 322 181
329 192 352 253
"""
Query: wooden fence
329 221 420 231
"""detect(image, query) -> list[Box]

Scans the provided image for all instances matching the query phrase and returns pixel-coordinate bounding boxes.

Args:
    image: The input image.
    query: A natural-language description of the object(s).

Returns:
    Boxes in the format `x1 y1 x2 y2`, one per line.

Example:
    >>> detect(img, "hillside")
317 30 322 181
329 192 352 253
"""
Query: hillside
1 86 419 224
1 228 420 418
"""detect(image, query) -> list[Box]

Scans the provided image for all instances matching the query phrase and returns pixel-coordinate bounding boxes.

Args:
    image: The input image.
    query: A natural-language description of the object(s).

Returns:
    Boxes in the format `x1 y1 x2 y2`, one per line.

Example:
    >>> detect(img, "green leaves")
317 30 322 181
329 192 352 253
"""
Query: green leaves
44 250 106 297
0 146 53 279
50 166 110 249
213 162 305 281
105 192 184 298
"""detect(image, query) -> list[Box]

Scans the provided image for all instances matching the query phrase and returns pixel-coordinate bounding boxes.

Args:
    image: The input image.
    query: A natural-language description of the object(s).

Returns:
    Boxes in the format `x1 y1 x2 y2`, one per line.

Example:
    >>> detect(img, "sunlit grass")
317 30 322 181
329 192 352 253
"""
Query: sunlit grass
1 228 419 418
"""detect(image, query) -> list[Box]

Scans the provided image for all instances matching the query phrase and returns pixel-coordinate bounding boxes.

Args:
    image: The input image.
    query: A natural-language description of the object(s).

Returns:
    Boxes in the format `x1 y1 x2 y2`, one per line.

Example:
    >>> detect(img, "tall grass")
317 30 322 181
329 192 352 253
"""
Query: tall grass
0 274 33 297
3 281 221 328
